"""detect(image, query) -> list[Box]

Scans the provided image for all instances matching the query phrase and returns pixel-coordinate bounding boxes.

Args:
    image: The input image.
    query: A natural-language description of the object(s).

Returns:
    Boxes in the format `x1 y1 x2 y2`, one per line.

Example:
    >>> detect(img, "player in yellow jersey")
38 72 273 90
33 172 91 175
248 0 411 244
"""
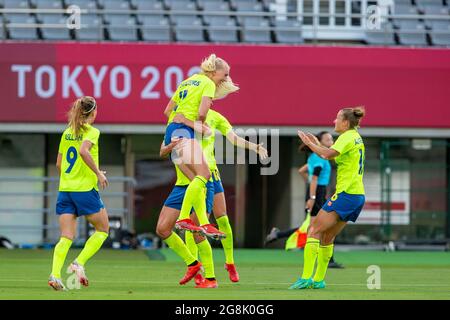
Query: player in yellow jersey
158 54 238 283
162 54 237 240
48 96 109 291
159 110 267 287
291 107 366 290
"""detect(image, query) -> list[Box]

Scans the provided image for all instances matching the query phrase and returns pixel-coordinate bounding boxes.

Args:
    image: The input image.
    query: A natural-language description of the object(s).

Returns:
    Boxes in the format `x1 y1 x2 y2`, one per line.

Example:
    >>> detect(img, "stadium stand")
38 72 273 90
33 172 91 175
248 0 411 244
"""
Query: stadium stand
0 0 449 46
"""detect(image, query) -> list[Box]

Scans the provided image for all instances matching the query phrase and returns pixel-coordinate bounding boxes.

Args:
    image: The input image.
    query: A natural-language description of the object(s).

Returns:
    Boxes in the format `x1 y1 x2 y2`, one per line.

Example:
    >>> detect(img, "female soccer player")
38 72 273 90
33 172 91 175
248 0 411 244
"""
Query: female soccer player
162 53 231 239
265 132 343 267
290 107 366 289
169 110 267 286
48 96 109 291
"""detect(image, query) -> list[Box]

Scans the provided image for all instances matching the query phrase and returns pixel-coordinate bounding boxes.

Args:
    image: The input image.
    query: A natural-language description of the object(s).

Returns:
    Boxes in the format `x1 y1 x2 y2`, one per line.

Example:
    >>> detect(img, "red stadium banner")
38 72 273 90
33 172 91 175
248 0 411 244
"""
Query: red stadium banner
1 42 450 127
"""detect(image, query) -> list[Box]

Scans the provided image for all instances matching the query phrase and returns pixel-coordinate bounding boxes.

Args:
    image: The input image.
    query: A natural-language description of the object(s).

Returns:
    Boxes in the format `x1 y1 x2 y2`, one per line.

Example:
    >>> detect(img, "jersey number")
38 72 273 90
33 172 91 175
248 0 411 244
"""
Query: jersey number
358 149 364 175
65 146 78 174
179 90 188 100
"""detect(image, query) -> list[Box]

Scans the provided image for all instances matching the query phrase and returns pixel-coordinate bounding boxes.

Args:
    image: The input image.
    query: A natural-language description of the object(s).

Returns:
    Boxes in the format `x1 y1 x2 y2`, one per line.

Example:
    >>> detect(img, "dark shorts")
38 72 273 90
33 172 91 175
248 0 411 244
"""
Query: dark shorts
164 122 195 146
56 189 104 217
306 185 327 217
322 192 365 222
164 184 213 214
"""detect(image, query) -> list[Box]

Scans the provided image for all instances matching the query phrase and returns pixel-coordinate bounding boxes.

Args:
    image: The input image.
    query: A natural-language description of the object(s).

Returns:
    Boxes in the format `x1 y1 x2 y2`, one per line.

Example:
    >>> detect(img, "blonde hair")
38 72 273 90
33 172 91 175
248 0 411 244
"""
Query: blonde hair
214 76 239 100
200 53 228 76
341 106 365 129
67 96 97 136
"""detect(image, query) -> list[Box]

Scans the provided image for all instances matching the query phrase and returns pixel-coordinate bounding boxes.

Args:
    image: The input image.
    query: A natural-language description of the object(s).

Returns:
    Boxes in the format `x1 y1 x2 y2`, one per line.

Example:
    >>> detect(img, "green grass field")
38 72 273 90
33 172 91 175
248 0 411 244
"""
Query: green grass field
1 248 450 300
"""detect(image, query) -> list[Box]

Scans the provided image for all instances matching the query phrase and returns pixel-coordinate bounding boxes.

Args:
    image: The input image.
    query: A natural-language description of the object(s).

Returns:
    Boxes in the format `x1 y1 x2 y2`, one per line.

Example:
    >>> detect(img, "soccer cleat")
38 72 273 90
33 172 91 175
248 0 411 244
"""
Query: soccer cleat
201 224 226 240
195 278 218 288
265 227 280 245
175 219 205 234
48 275 66 291
179 262 203 285
312 280 326 289
68 261 89 287
194 273 205 286
224 263 240 282
288 277 313 289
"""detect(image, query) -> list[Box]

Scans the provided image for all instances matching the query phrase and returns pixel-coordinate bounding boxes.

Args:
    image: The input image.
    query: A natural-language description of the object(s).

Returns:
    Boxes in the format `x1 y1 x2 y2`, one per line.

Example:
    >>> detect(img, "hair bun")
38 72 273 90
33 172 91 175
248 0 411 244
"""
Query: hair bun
201 54 217 72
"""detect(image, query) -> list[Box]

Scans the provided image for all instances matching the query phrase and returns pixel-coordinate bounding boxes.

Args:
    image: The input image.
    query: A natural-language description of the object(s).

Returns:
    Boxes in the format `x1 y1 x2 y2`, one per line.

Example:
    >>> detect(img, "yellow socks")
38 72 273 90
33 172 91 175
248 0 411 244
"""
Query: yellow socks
301 237 320 279
76 231 108 266
197 239 215 278
313 244 334 282
216 215 234 264
164 232 196 266
185 231 198 260
51 237 72 278
179 176 209 225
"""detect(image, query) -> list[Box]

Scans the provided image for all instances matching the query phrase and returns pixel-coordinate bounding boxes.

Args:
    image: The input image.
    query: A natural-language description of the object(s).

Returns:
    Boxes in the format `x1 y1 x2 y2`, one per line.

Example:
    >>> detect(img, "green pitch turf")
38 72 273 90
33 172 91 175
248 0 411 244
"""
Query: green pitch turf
1 248 450 300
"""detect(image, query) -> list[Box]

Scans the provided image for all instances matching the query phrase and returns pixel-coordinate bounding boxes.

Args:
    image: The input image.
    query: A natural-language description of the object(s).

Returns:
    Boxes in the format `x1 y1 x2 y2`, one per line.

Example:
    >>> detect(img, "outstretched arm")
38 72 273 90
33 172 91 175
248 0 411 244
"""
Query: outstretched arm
298 131 339 160
226 131 268 160
298 164 308 182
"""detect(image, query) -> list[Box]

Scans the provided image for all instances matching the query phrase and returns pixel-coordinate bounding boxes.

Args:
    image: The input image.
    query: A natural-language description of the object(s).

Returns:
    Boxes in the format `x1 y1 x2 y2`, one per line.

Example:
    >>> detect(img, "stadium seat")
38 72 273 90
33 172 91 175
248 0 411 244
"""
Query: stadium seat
392 3 419 15
235 2 266 26
423 5 449 30
106 15 138 41
166 0 198 11
241 17 272 43
100 0 130 10
138 15 171 42
273 19 303 44
429 30 450 46
396 21 428 46
131 0 164 11
5 14 39 40
74 14 103 40
38 13 72 40
201 0 232 26
365 21 397 45
3 0 29 9
173 16 204 42
31 0 63 9
416 0 444 11
197 0 229 11
65 0 98 10
207 16 238 43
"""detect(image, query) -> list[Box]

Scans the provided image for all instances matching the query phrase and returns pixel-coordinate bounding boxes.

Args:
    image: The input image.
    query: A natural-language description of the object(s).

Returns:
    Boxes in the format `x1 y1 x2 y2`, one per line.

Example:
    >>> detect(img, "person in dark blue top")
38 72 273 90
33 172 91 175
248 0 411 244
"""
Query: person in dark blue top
265 131 343 268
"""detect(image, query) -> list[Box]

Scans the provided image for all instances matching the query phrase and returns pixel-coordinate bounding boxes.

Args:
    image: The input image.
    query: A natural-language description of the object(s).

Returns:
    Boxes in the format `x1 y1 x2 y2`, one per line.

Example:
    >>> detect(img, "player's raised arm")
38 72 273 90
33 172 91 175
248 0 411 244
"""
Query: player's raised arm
298 131 339 160
226 131 268 160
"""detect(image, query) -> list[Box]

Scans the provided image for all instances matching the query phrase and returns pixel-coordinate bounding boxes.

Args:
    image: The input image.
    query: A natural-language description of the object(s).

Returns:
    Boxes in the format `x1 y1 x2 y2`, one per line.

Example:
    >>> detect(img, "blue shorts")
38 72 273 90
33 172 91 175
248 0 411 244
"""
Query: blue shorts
164 122 195 146
322 192 365 222
164 184 214 214
56 189 104 216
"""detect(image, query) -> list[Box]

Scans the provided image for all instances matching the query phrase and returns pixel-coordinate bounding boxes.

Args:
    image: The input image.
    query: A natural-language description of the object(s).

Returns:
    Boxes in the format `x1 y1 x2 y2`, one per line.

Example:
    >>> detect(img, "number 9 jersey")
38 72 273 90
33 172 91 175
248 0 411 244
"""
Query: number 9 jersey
58 124 100 192
330 128 365 195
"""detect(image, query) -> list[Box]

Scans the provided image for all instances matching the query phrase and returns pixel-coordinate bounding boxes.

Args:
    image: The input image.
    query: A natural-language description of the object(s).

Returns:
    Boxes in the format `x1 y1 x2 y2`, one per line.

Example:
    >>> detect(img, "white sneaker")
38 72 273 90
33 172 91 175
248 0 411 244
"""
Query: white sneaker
67 261 89 287
48 275 66 291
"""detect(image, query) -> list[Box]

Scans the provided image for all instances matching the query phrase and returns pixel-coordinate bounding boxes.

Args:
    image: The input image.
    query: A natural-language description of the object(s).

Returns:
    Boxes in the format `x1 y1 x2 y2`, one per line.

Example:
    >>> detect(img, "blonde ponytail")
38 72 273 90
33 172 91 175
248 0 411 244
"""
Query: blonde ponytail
214 76 239 100
67 96 97 136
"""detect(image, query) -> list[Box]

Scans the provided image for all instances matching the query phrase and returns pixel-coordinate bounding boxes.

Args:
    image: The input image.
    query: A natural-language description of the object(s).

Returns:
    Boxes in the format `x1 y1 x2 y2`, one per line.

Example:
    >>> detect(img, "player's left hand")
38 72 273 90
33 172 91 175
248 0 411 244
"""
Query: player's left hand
257 143 268 160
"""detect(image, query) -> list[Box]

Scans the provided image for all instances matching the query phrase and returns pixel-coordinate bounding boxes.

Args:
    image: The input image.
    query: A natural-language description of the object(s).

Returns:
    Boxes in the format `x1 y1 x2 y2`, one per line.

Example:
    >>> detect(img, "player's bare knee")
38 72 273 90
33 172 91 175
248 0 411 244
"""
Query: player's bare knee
60 233 74 241
156 225 170 239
